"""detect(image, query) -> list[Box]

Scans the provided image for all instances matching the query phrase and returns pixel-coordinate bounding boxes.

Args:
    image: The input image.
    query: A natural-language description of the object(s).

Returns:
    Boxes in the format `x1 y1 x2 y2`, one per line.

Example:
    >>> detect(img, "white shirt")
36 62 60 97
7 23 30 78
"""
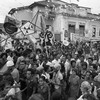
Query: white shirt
76 59 81 67
6 82 20 96
77 95 83 100
52 59 60 66
65 60 70 75
53 71 63 89
42 72 50 80
6 88 20 96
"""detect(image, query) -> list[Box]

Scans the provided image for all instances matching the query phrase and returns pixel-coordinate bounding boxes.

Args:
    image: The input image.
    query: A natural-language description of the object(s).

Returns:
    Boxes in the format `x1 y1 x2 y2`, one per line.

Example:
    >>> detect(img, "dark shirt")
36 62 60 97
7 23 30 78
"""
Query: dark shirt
37 82 49 100
25 76 38 100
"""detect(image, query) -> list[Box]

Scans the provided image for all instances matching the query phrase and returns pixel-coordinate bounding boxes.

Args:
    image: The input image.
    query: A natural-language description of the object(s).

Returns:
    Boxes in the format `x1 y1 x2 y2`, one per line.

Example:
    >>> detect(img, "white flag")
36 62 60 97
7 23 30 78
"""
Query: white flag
21 22 37 44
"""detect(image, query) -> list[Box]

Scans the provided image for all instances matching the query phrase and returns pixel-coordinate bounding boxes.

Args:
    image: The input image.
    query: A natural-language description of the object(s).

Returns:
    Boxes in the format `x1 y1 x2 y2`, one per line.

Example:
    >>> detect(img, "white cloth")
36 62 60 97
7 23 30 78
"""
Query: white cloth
94 73 100 82
76 59 81 67
46 61 54 67
7 56 13 61
53 71 63 89
54 63 61 69
41 72 50 80
36 55 39 60
52 59 60 66
36 62 44 71
77 95 83 100
65 60 70 75
6 87 20 96
6 60 14 67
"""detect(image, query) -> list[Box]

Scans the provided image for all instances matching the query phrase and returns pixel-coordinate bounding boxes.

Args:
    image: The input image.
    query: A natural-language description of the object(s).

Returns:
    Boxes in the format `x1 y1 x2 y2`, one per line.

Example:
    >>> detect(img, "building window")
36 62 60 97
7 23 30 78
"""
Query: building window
92 27 96 37
79 25 85 36
68 24 75 34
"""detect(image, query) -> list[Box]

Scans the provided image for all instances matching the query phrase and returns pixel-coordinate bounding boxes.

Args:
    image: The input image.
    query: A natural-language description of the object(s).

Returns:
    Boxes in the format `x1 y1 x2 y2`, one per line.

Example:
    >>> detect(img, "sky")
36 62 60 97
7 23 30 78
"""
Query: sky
0 0 100 23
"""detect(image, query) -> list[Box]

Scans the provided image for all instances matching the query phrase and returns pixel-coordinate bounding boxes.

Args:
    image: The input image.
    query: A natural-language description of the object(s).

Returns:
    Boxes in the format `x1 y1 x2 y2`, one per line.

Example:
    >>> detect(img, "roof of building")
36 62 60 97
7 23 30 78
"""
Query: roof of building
29 1 60 8
8 6 29 15
8 0 99 20
8 1 60 15
54 0 91 9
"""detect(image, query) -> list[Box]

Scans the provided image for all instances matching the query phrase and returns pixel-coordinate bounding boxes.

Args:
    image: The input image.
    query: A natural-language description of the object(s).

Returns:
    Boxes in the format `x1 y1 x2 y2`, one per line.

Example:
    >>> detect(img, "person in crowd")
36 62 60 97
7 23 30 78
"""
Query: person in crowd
0 39 100 100
25 68 37 100
65 54 71 78
84 71 92 83
36 76 50 100
81 62 87 81
68 68 80 100
77 81 92 100
51 63 63 100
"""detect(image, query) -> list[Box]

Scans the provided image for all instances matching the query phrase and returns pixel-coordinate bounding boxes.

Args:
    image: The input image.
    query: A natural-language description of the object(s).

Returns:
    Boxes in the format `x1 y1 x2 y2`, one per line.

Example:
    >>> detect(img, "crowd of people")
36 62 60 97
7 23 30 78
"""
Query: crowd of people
0 40 100 100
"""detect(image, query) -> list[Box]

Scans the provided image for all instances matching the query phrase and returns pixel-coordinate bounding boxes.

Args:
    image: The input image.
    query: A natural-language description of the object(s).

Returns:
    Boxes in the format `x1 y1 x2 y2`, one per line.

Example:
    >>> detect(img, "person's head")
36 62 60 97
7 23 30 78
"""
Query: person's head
38 76 45 86
67 54 72 60
88 57 93 65
19 60 26 70
82 62 87 70
25 57 30 65
80 81 92 94
85 71 91 79
71 60 76 68
80 55 85 62
54 64 61 72
33 63 38 69
43 65 49 72
61 55 66 63
26 68 33 79
6 49 11 54
89 65 94 71
49 54 54 60
19 47 24 53
72 68 77 76
1 53 7 60
55 54 60 60
36 49 41 54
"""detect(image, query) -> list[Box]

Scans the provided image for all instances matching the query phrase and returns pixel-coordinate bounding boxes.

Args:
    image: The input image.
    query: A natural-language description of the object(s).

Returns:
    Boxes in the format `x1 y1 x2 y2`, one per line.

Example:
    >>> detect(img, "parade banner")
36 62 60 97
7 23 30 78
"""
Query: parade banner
40 25 53 47
20 21 37 44
0 33 14 50
70 33 90 42
3 22 18 35
63 30 69 46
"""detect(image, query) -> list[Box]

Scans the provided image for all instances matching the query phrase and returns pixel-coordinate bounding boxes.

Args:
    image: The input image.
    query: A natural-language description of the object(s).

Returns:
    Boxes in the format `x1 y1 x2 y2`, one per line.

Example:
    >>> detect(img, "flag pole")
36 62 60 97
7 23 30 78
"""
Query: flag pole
45 30 49 58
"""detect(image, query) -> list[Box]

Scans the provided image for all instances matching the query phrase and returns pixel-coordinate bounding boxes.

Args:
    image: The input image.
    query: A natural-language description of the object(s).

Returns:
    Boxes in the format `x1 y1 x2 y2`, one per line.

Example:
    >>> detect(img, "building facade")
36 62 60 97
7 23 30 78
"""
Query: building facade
8 0 100 43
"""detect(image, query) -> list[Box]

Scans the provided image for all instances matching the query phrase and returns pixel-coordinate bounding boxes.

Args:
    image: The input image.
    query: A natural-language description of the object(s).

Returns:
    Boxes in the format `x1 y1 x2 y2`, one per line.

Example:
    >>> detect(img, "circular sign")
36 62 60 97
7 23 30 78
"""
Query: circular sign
3 22 18 34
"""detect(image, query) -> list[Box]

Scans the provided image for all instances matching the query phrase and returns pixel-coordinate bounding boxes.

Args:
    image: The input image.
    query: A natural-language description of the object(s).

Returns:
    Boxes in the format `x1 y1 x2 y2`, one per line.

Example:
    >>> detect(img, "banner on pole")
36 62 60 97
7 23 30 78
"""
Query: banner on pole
40 25 53 47
70 33 90 42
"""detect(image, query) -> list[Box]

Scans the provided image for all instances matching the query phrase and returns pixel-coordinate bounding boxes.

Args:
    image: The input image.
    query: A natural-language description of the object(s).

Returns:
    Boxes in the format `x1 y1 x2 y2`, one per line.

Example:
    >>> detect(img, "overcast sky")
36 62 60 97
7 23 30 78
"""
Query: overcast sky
0 0 100 23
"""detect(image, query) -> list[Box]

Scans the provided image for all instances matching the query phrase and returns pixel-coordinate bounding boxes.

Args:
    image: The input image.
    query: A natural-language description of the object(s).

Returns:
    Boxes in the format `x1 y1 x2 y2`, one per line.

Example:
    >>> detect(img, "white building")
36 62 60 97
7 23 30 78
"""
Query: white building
8 0 100 42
